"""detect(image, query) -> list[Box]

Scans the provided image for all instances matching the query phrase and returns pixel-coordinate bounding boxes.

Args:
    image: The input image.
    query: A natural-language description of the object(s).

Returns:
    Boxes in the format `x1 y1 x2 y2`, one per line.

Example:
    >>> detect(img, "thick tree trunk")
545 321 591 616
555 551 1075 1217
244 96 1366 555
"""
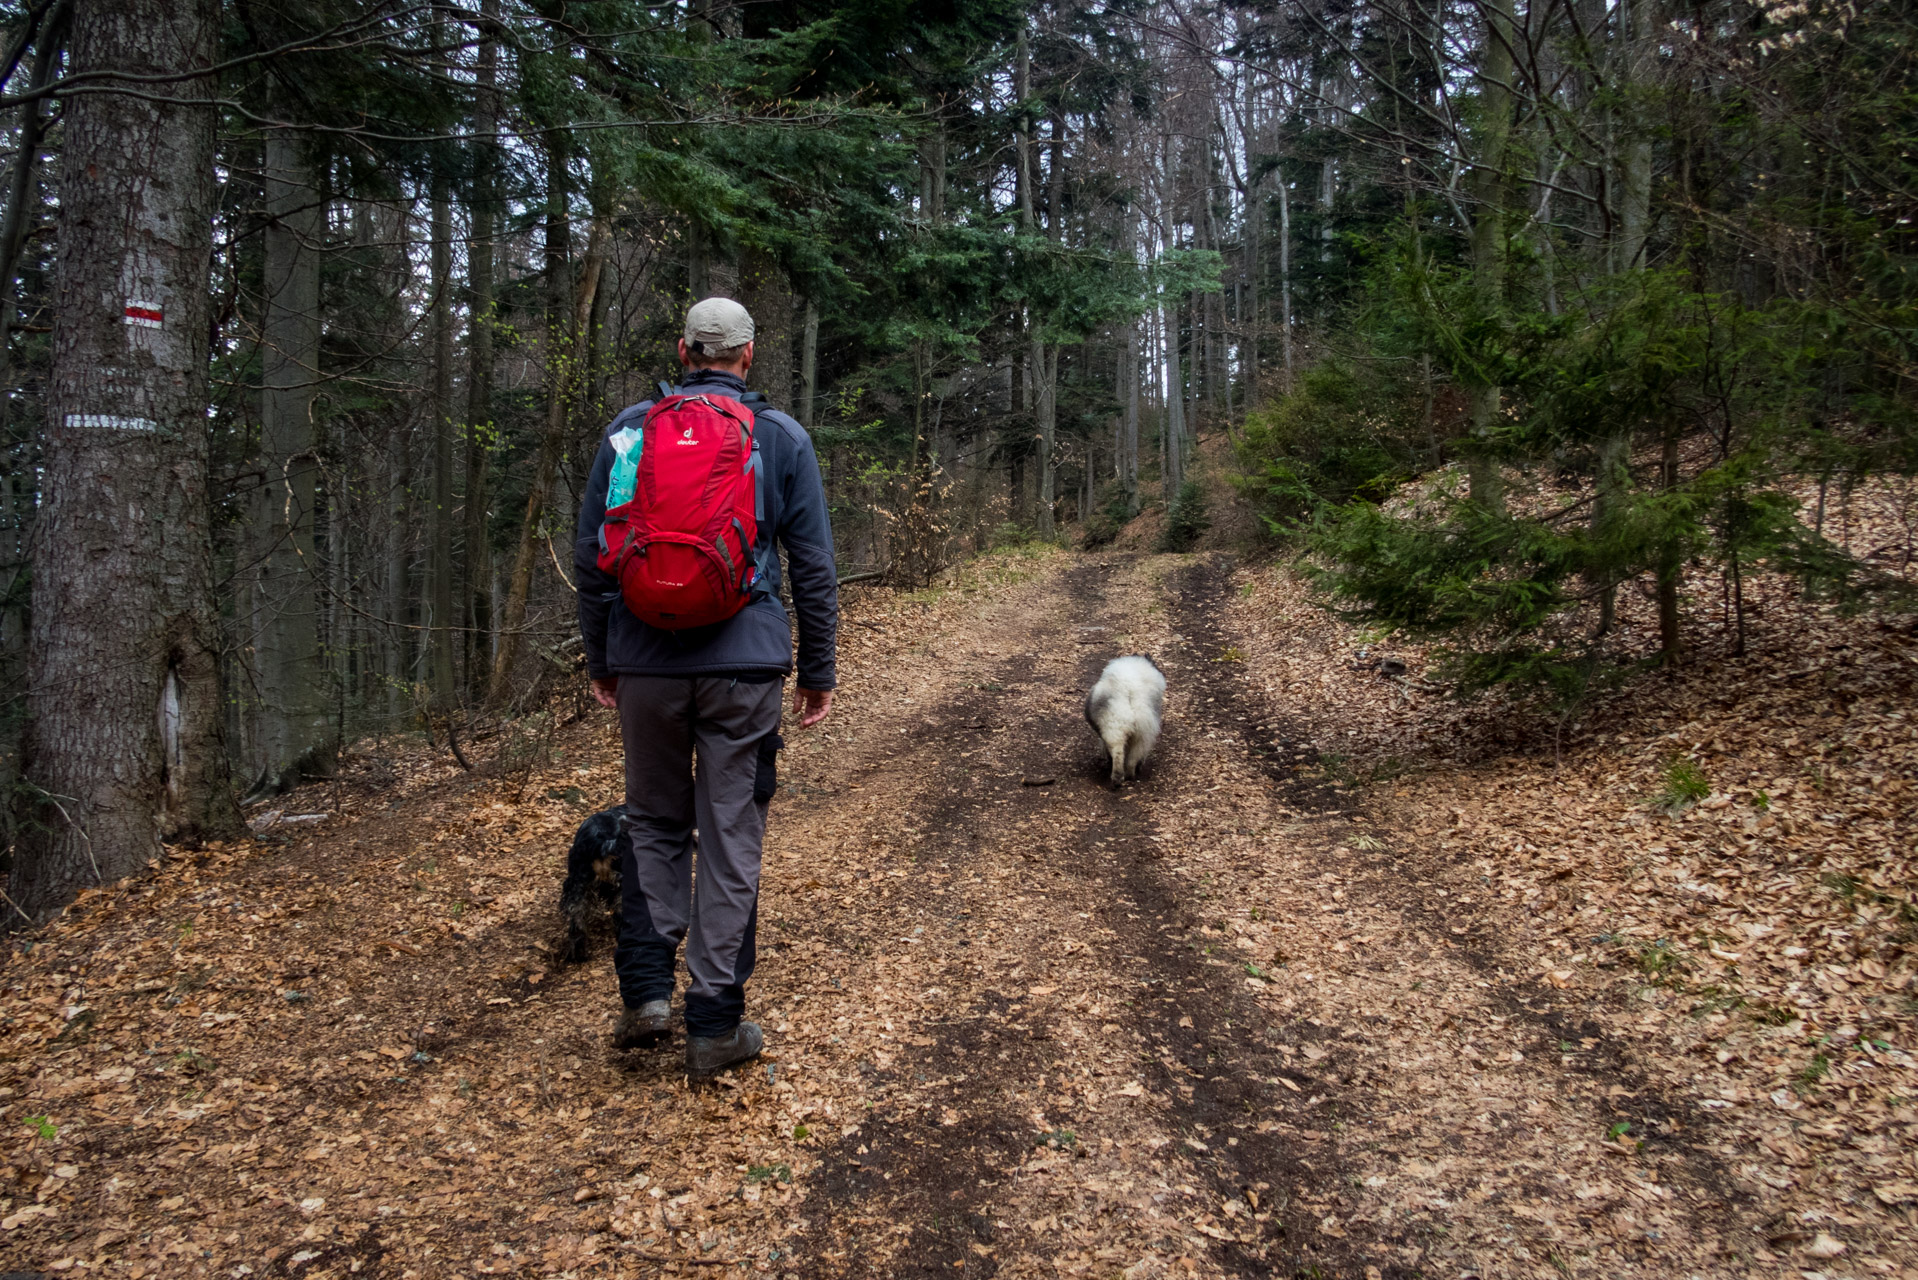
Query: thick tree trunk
247 127 333 796
13 0 239 924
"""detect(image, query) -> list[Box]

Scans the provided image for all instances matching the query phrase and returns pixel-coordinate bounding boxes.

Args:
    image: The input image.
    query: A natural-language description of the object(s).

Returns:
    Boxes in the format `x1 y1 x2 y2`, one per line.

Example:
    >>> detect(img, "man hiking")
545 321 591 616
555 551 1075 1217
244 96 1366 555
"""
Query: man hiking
575 296 838 1078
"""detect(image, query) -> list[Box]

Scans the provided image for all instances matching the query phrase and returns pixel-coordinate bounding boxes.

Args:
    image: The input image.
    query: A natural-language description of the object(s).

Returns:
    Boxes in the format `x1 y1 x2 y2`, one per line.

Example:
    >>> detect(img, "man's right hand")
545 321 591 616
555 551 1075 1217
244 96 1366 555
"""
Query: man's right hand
793 686 833 728
591 676 619 709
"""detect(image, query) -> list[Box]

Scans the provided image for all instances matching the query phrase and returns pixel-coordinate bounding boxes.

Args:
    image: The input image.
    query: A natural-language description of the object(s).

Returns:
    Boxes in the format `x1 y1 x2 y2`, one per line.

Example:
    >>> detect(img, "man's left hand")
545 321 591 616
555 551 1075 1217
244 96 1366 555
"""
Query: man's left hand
591 676 619 709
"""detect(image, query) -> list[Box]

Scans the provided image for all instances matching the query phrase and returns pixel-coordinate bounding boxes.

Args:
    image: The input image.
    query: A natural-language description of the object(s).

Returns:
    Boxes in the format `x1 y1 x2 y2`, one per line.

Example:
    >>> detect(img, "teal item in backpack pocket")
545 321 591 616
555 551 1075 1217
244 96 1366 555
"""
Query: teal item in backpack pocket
607 423 643 509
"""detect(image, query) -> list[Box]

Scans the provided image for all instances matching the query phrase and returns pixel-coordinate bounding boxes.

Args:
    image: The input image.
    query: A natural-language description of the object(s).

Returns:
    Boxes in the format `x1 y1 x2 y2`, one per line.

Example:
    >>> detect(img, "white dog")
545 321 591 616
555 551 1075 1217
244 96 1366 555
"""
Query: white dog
1084 656 1165 785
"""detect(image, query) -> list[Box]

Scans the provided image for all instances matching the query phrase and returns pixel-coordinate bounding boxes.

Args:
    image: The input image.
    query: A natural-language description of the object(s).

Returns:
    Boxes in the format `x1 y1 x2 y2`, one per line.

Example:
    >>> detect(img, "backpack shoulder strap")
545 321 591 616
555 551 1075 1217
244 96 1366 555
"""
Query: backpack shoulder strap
607 399 651 435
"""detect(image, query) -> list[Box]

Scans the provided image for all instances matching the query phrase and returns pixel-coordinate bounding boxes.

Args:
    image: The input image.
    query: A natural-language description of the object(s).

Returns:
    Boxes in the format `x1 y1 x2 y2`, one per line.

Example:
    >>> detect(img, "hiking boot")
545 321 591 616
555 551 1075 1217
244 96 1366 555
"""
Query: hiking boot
686 1021 762 1078
612 999 672 1050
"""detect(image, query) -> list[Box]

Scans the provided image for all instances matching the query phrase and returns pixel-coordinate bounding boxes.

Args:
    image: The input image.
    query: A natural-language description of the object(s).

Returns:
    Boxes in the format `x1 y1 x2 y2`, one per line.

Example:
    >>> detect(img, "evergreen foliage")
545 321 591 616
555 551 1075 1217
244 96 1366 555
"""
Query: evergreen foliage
0 0 1914 910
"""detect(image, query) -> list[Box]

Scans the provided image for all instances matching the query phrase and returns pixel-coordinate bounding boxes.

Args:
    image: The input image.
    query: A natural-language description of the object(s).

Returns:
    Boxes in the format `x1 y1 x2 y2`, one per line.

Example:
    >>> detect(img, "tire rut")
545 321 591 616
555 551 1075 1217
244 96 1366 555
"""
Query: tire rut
1166 553 1759 1238
788 561 1393 1278
787 653 1064 1278
1048 556 1406 1278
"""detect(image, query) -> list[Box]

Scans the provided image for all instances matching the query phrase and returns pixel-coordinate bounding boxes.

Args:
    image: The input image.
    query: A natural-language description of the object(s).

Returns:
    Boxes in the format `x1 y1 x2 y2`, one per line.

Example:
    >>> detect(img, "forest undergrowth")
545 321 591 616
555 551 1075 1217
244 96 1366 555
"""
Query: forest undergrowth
0 512 1913 1279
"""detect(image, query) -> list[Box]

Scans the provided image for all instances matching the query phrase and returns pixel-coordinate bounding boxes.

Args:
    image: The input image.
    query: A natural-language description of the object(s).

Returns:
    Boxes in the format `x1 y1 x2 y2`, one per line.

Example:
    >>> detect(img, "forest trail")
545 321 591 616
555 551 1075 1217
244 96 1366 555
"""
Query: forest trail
2 547 1912 1280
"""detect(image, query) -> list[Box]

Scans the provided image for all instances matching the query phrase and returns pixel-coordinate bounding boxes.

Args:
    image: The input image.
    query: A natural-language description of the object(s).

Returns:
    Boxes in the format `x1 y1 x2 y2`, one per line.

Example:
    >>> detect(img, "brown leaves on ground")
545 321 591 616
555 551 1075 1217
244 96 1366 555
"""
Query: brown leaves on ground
1 508 1915 1280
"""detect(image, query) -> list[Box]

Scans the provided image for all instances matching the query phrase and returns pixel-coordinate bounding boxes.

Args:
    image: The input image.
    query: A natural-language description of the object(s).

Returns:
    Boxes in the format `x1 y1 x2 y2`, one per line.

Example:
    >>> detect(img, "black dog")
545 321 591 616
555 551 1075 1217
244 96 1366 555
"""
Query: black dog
560 808 625 963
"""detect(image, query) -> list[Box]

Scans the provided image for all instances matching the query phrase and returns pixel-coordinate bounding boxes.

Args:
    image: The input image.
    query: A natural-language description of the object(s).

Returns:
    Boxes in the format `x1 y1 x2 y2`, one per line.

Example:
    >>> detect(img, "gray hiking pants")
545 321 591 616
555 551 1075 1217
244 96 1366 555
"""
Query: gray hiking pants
614 674 783 1037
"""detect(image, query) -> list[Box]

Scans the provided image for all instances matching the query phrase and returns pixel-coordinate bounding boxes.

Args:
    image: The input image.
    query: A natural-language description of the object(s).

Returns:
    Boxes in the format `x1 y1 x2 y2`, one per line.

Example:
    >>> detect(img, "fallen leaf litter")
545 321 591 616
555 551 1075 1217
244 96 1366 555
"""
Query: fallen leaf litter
0 518 1913 1278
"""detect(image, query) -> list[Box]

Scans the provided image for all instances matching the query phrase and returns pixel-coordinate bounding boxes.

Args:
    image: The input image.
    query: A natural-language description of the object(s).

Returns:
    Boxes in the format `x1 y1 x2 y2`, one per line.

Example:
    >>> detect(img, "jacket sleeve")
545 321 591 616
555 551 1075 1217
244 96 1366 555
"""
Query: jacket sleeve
777 421 839 691
575 436 618 681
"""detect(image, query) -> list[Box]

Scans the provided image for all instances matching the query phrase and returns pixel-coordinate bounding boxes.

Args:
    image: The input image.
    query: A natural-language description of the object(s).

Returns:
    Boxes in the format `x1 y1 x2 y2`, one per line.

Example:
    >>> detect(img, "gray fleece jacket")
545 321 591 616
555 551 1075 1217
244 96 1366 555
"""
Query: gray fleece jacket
574 369 839 690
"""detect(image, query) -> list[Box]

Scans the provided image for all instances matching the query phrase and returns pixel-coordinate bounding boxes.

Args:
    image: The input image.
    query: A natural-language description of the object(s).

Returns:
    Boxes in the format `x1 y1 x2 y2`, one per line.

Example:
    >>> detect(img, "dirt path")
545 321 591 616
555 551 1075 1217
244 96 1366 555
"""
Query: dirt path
2 547 1893 1279
764 550 1763 1279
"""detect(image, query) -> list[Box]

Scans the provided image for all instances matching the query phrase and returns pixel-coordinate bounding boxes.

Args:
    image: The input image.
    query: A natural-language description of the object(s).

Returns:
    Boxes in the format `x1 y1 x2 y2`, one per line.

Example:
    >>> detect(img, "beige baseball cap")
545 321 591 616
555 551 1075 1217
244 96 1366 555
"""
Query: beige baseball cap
683 297 755 352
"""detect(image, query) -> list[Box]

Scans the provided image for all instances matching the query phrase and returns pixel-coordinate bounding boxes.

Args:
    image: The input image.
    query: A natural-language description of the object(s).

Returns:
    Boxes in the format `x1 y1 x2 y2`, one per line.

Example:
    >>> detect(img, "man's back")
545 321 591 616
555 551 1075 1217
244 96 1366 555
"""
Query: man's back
575 367 838 692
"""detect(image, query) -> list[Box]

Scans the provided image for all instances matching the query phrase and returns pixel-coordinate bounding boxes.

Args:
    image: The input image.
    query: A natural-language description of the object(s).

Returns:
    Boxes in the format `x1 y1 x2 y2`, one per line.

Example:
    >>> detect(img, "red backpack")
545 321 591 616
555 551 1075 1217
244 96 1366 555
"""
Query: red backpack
596 390 761 629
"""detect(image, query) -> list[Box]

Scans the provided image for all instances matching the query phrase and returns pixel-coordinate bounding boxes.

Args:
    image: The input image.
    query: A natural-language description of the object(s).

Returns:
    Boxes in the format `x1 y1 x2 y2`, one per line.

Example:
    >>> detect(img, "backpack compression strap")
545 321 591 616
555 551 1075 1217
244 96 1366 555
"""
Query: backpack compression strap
736 392 773 597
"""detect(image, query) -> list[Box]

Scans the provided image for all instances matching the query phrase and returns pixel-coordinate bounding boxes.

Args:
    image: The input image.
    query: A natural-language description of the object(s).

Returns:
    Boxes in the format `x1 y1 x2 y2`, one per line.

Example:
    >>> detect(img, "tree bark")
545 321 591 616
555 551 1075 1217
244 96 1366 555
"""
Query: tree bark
1657 423 1682 664
0 0 72 707
464 0 500 695
490 135 573 705
428 166 456 706
1014 30 1034 233
1592 430 1630 634
1242 73 1262 409
1034 338 1057 537
738 246 793 408
1278 176 1293 393
247 124 333 795
1466 0 1516 513
13 0 240 924
1163 302 1184 498
1613 0 1656 275
798 297 818 427
1122 311 1140 517
0 0 71 424
382 406 411 722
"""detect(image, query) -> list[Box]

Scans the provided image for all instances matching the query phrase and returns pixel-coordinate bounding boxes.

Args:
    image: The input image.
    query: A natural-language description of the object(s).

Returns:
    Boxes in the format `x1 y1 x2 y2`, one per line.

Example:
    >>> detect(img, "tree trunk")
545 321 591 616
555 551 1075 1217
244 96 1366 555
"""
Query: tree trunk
1035 339 1057 537
1046 112 1064 240
738 247 793 408
1163 303 1184 498
491 135 572 705
247 126 333 796
1242 78 1262 409
13 0 239 924
1014 31 1034 233
798 297 818 427
1278 178 1293 393
1657 424 1682 665
1122 316 1140 517
1592 430 1631 634
1466 0 1516 514
1009 307 1027 523
1613 0 1656 274
0 0 71 424
0 0 72 715
383 410 411 723
1033 109 1058 537
687 218 709 300
427 169 456 707
465 0 500 695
